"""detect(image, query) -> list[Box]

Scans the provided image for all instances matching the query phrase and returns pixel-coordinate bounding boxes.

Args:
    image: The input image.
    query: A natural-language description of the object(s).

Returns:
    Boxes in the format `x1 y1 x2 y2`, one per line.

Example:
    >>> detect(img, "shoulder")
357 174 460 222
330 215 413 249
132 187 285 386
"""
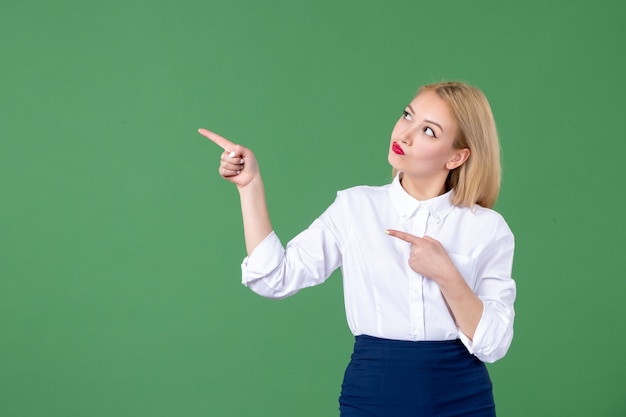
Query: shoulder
336 183 391 201
321 183 392 219
454 204 513 240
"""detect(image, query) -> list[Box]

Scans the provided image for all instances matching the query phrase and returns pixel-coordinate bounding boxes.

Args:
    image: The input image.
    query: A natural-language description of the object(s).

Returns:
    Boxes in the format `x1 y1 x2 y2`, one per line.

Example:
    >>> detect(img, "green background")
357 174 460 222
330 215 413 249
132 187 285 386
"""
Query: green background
1 0 624 416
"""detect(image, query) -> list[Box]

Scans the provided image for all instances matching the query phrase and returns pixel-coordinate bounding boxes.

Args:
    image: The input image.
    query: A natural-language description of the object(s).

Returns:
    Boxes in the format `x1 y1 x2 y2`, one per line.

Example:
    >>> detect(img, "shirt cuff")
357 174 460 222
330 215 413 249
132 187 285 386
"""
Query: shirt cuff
241 231 283 286
459 299 513 363
457 299 484 357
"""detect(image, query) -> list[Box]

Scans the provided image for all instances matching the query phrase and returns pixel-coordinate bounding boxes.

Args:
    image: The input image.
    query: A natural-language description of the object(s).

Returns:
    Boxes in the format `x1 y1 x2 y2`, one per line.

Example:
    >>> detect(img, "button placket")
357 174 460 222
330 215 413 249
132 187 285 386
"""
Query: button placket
408 204 430 339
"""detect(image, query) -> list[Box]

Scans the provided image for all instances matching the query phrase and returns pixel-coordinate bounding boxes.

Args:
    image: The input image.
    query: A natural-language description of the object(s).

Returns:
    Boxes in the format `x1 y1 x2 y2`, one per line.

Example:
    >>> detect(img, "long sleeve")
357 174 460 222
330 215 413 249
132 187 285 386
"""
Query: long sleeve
458 225 516 363
241 209 343 299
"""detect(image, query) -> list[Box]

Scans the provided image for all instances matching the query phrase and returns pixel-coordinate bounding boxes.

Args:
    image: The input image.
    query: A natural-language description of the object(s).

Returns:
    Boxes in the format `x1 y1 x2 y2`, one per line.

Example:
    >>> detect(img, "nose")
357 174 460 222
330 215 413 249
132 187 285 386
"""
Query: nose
397 127 412 145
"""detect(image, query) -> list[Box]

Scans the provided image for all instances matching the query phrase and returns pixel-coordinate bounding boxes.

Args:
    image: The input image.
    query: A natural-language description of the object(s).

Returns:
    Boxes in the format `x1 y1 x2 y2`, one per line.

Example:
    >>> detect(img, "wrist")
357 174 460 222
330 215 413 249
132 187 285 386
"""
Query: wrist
237 174 264 194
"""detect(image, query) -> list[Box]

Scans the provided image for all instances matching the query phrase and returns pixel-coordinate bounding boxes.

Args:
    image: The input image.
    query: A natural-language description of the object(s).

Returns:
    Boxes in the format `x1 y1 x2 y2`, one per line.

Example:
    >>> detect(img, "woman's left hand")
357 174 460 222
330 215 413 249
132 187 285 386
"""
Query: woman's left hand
385 229 455 284
386 229 483 340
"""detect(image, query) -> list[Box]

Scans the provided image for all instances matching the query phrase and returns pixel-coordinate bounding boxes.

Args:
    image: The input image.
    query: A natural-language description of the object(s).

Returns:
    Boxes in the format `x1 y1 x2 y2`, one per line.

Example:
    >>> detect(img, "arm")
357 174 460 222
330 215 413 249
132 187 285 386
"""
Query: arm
464 233 516 362
199 128 343 298
198 128 272 255
386 228 515 362
238 177 272 255
427 258 484 340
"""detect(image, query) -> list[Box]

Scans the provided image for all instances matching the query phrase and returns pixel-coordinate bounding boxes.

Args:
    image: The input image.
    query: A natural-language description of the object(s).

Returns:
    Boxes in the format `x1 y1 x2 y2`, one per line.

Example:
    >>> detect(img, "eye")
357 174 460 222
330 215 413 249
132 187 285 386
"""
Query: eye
424 127 436 137
402 110 413 121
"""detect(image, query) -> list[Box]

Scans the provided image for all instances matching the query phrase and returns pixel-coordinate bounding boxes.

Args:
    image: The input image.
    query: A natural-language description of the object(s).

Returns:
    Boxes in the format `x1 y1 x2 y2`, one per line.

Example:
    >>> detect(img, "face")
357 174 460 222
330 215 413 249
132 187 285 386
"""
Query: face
388 90 469 192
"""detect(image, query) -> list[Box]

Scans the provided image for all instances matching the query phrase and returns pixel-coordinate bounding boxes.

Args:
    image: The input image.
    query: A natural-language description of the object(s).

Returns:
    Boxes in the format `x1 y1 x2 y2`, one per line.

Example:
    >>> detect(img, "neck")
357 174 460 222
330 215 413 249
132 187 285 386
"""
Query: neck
399 173 447 201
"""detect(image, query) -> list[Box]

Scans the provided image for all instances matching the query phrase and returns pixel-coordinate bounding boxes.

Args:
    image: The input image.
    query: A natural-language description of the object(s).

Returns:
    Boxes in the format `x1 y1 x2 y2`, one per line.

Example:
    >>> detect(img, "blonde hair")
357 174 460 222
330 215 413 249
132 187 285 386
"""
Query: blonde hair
392 81 501 208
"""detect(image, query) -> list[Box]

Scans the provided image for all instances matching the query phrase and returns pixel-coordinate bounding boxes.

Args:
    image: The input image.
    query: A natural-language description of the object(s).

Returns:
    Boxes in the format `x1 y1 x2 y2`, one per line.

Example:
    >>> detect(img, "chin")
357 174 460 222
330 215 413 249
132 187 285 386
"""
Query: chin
387 153 402 171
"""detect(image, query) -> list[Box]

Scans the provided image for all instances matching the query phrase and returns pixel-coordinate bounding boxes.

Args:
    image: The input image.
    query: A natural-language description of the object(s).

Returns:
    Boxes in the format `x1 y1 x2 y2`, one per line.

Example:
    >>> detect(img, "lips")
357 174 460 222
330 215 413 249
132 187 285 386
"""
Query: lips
392 142 405 155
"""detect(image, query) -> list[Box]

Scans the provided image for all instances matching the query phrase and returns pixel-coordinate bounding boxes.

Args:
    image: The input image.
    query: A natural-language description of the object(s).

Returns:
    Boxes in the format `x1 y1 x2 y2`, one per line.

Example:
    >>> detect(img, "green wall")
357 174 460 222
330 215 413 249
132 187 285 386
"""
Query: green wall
1 0 624 416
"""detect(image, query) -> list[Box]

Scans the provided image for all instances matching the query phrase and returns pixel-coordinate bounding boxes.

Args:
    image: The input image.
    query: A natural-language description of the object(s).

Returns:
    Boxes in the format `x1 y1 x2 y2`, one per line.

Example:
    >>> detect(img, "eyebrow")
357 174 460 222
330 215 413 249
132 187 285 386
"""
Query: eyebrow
407 104 444 132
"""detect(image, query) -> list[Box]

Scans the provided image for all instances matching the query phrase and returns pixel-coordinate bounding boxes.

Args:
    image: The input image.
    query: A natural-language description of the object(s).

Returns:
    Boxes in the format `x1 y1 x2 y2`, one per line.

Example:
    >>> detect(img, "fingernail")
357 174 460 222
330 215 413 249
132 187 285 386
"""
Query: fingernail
229 151 236 158
384 230 390 235
240 159 244 164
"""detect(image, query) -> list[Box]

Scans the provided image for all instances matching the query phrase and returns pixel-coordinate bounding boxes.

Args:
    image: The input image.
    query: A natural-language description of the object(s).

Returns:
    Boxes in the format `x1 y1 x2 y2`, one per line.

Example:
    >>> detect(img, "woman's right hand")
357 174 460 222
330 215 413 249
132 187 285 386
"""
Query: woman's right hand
198 128 260 189
198 128 272 255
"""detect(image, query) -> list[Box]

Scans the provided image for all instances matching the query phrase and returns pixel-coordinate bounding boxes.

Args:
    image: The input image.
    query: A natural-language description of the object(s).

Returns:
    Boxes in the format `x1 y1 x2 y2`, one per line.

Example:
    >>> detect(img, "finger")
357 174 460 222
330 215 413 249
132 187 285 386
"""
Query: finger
384 229 422 244
198 128 236 151
220 166 242 177
223 146 246 160
221 151 245 166
221 159 244 172
421 235 438 244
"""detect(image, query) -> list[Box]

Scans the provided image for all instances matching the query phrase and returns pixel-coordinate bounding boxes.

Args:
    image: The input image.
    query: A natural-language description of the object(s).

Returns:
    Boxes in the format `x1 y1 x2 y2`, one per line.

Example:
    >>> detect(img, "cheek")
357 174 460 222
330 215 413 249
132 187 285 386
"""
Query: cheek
414 144 455 164
387 146 402 167
390 120 403 138
422 146 445 158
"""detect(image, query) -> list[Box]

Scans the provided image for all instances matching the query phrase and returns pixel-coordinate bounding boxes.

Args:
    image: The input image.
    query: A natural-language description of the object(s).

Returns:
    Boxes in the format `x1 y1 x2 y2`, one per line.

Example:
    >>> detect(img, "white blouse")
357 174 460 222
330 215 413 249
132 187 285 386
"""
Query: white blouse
241 175 516 363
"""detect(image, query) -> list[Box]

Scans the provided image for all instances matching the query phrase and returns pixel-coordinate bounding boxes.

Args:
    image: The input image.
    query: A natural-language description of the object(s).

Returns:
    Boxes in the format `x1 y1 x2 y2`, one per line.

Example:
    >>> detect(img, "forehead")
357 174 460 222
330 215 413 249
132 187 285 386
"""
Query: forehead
409 90 455 125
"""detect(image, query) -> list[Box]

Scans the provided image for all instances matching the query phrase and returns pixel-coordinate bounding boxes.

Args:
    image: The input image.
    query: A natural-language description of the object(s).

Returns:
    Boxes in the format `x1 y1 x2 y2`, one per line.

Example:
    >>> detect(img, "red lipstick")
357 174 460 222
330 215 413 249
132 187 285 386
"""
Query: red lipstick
392 142 405 155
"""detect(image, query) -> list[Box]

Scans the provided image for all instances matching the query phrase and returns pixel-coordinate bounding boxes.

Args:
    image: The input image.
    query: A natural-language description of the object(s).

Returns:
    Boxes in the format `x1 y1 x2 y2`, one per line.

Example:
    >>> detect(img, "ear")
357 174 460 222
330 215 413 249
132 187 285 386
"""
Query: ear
446 148 470 170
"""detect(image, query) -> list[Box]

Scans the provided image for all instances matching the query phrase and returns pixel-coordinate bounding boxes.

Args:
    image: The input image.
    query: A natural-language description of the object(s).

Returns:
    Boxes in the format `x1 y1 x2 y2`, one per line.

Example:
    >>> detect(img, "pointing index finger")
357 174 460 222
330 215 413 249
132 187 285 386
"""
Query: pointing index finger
385 229 421 244
198 128 235 151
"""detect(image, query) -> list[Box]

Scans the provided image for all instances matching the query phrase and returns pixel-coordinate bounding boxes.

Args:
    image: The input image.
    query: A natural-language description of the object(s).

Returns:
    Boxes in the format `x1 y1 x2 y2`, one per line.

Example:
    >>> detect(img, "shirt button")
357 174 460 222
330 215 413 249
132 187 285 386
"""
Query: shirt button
433 215 441 222
402 214 408 219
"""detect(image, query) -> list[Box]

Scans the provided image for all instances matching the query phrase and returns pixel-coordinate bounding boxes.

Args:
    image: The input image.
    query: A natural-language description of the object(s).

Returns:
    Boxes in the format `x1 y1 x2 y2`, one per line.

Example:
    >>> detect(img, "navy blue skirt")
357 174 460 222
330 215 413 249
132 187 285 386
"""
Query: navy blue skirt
339 335 496 417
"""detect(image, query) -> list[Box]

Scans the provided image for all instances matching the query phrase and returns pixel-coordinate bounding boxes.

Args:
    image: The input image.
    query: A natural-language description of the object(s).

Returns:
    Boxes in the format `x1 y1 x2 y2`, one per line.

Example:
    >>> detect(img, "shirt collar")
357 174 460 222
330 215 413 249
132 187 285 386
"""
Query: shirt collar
388 173 456 223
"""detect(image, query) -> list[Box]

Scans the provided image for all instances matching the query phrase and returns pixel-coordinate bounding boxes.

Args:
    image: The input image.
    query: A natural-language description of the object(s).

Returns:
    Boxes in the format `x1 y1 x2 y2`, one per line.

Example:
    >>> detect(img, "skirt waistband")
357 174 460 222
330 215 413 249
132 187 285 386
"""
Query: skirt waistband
355 334 463 347
352 334 476 367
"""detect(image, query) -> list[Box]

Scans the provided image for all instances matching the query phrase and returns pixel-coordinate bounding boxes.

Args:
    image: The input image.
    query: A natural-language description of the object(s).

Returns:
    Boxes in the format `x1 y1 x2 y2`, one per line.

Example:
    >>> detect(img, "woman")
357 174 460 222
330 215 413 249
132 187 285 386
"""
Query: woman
199 81 516 417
